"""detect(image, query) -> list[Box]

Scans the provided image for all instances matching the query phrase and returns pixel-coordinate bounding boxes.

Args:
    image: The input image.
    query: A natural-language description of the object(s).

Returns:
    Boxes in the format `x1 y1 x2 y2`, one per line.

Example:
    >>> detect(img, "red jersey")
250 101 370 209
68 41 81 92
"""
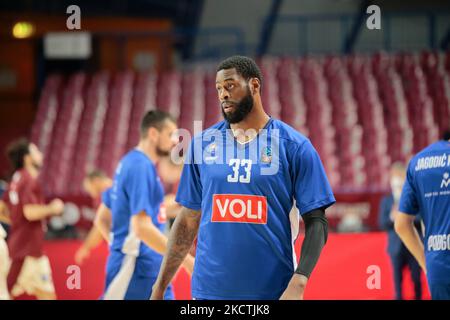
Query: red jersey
3 169 46 259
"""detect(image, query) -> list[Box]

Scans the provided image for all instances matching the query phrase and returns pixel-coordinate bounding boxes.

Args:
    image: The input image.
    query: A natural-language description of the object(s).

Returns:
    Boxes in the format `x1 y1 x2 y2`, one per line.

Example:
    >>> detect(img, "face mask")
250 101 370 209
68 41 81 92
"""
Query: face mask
390 176 404 201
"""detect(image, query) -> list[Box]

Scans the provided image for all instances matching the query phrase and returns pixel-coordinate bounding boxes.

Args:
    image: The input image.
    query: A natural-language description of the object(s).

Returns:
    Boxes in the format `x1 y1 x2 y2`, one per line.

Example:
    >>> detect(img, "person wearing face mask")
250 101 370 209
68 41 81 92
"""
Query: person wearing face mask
378 162 423 300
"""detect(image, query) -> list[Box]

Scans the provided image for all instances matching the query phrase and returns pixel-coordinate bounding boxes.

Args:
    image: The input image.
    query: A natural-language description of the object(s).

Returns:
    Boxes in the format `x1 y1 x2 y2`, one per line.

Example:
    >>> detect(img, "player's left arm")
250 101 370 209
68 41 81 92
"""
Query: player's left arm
281 140 335 300
280 207 328 300
395 212 426 273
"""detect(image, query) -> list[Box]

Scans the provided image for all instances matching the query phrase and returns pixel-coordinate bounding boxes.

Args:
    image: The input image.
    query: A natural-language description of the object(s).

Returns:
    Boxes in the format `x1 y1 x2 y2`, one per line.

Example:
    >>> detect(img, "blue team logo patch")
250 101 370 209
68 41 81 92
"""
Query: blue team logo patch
261 147 272 164
205 143 218 161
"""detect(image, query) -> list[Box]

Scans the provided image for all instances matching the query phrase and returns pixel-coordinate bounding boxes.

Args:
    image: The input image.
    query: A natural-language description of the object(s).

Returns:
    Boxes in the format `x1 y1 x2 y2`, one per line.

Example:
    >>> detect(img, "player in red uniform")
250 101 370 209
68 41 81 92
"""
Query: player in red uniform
0 200 10 299
3 138 64 299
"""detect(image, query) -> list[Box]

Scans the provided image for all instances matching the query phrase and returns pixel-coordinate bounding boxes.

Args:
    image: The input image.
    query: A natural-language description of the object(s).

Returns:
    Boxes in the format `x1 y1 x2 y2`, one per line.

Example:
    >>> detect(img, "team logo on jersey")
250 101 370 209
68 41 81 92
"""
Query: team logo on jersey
441 172 450 188
205 142 218 161
211 194 267 224
260 147 272 164
157 204 167 224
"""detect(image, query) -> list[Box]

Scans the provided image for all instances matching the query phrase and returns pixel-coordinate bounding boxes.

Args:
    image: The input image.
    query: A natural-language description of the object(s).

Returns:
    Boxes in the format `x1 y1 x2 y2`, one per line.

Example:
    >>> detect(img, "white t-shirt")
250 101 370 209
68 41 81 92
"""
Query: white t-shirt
0 225 6 239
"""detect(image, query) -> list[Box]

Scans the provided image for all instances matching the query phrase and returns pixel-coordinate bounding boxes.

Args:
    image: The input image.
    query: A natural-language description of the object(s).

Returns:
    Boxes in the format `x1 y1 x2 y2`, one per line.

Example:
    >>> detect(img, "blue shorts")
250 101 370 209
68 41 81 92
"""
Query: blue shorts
103 252 174 300
429 282 450 300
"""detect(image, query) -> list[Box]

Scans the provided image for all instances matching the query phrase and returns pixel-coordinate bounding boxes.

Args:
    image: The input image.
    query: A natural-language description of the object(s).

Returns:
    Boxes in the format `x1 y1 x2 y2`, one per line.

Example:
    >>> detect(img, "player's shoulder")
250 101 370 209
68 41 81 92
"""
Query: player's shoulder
207 120 228 131
407 140 450 174
190 120 227 143
10 169 31 187
124 148 151 163
120 149 155 172
11 170 23 183
411 140 449 161
203 120 228 137
270 119 309 148
189 118 311 149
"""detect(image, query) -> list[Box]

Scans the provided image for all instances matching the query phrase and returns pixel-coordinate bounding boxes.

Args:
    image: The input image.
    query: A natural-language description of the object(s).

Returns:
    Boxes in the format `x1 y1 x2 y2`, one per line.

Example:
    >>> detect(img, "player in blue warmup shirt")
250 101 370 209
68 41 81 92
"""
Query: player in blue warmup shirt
396 130 450 300
152 56 335 300
94 110 194 300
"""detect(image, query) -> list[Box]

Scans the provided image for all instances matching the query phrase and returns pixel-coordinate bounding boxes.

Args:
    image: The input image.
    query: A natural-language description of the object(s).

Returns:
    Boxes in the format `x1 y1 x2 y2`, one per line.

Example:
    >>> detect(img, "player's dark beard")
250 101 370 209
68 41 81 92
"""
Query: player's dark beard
156 146 170 157
222 87 254 124
32 160 42 171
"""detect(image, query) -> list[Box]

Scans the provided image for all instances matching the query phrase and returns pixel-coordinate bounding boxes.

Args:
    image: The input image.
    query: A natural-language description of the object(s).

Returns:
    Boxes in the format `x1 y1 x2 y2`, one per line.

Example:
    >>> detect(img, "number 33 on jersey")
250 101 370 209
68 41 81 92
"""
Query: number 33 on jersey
227 159 252 183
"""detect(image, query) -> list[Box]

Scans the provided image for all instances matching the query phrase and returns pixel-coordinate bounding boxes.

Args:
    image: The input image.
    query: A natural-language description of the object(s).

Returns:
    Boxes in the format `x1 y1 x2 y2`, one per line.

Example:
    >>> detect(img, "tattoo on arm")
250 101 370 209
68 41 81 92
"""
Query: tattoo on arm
155 207 201 290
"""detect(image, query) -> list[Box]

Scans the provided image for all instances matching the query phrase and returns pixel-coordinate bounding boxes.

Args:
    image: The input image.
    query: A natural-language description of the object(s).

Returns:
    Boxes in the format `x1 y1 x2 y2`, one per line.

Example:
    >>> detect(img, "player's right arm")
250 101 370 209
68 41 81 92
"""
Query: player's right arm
151 206 201 300
395 212 426 272
23 198 64 221
94 203 112 244
395 161 427 273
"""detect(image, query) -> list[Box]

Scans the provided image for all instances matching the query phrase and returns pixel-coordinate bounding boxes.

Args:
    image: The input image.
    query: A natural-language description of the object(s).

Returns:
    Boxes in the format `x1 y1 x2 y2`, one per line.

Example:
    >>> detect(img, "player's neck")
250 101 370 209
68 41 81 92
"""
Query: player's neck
136 142 160 164
25 165 39 179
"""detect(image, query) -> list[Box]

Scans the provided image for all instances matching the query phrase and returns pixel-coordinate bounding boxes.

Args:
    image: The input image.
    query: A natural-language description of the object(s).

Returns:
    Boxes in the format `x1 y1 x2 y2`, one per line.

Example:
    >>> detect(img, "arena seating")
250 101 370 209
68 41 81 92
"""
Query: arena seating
30 51 450 196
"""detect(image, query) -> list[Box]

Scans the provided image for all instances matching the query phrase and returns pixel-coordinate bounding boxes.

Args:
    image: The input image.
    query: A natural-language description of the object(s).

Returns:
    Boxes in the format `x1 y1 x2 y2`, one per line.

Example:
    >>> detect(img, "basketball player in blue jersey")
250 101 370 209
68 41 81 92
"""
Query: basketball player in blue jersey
152 56 335 300
95 110 194 300
396 130 450 300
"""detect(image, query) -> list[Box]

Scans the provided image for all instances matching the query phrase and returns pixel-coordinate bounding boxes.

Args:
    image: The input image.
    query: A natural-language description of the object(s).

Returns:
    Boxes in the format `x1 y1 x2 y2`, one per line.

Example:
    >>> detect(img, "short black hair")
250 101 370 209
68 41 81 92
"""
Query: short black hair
140 110 176 138
217 55 263 89
85 169 108 181
442 129 450 141
6 138 30 171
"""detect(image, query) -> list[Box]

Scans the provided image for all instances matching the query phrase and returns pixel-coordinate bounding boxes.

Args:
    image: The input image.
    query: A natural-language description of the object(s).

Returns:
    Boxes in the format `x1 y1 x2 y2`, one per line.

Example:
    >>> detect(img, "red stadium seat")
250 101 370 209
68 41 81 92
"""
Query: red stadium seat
33 51 450 195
